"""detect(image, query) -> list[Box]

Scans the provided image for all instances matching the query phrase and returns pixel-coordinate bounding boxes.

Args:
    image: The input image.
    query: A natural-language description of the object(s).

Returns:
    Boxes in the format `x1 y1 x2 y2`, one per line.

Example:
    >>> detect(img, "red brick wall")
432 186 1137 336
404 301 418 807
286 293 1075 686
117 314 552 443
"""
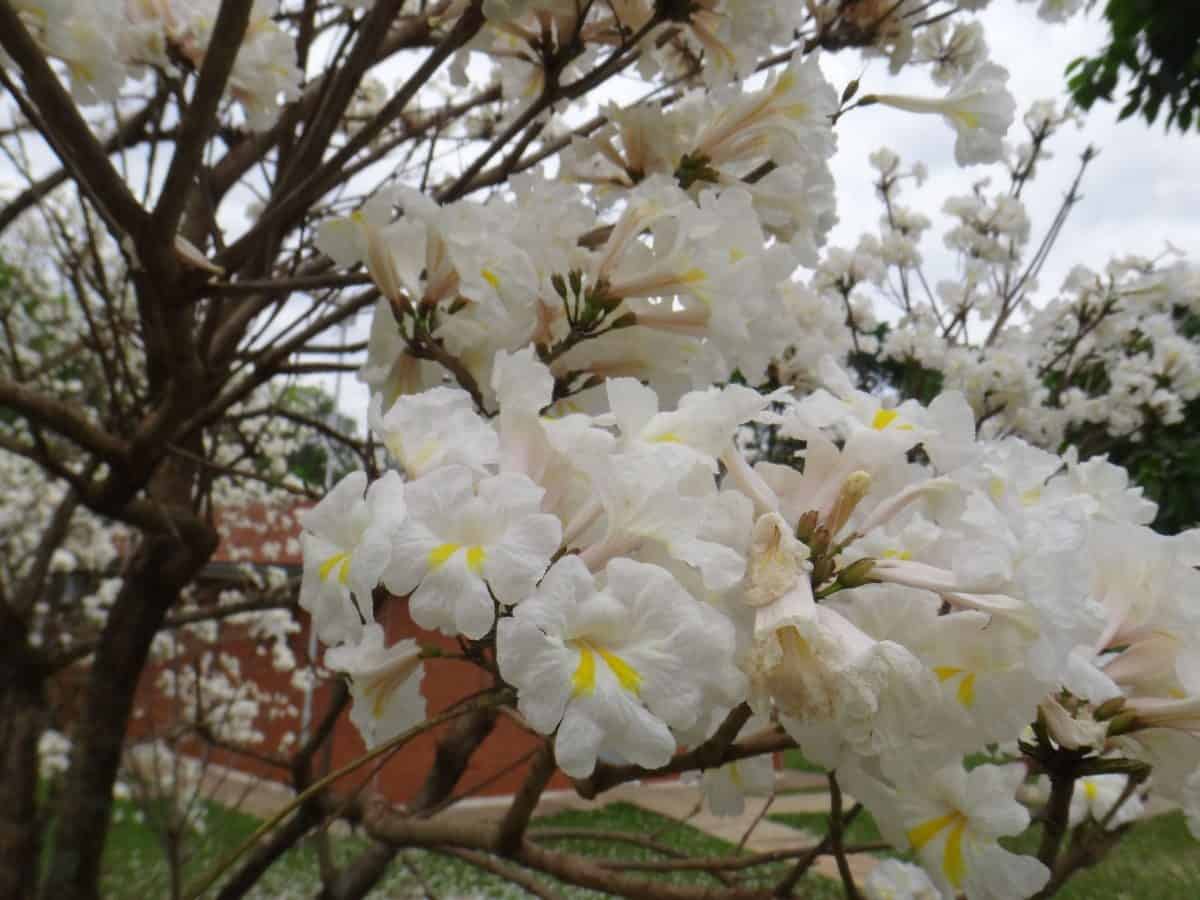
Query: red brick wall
132 590 564 802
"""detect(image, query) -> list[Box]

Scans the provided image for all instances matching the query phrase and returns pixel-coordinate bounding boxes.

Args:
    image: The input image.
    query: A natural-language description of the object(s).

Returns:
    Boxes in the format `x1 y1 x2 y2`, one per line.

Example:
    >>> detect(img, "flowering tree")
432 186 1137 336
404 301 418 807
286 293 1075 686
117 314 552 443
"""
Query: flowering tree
2 2 1199 900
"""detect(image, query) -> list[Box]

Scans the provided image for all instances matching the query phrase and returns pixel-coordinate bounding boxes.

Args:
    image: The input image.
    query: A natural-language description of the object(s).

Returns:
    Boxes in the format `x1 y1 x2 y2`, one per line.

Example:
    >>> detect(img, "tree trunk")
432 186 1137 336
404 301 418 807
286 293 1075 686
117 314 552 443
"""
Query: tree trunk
0 647 46 900
39 524 215 900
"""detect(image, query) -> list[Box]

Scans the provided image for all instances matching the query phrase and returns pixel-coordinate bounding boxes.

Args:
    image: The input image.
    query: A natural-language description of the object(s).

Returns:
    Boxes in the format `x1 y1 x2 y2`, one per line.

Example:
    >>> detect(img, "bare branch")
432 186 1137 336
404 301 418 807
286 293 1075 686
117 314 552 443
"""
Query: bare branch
0 2 147 236
153 0 256 236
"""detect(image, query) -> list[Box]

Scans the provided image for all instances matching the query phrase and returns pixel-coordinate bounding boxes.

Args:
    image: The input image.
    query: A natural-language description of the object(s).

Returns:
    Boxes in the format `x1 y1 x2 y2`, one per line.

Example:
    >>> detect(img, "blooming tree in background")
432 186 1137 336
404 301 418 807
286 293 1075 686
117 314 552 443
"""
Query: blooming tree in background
1 1 1199 900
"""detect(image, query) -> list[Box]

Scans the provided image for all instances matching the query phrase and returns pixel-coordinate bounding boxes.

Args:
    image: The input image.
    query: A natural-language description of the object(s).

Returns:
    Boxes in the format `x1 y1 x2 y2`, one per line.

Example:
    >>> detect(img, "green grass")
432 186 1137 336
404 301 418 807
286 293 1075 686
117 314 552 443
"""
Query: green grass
99 798 843 899
769 805 1200 900
99 784 1200 900
782 748 826 773
768 808 884 848
1005 812 1200 900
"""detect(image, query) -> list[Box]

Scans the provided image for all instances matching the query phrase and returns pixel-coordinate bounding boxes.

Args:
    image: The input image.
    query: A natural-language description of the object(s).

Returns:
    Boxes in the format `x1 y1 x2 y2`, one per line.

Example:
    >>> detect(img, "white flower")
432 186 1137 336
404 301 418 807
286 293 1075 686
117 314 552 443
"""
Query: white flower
496 555 744 778
578 450 751 592
786 355 928 446
870 63 1016 165
385 466 562 639
606 377 785 471
300 471 406 646
863 859 940 900
745 518 939 768
700 751 776 817
848 763 1050 900
1184 768 1200 840
326 625 426 748
1068 772 1144 830
370 387 497 478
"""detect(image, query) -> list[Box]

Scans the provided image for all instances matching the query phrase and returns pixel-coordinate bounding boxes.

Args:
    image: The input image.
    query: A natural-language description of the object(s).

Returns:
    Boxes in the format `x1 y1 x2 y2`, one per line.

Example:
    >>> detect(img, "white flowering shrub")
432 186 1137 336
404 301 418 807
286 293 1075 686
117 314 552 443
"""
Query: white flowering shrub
2 1 1198 898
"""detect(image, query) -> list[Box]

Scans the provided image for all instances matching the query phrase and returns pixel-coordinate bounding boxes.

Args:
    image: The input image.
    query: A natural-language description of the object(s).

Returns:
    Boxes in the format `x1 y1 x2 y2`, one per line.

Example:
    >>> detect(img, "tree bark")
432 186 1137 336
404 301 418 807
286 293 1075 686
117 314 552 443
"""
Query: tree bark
0 638 46 900
39 523 216 900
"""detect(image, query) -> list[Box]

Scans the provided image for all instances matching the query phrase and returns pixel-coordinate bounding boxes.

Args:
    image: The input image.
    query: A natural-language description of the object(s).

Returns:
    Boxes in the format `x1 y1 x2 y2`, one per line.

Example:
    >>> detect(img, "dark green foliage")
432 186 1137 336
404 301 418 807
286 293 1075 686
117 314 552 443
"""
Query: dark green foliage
1068 399 1200 533
274 383 360 489
1067 0 1200 132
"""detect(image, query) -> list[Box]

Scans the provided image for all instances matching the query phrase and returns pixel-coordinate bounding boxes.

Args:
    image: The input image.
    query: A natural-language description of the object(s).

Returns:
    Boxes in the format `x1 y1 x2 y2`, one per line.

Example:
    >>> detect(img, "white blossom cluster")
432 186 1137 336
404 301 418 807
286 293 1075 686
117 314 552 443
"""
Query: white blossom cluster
286 1 1200 893
9 0 301 129
834 117 1200 452
9 0 1194 894
301 332 1200 897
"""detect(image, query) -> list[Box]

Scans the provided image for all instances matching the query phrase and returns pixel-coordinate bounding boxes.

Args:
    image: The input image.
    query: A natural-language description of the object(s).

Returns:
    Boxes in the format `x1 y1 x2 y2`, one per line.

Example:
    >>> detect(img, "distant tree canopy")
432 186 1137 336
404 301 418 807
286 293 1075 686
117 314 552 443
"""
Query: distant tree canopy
1067 0 1200 131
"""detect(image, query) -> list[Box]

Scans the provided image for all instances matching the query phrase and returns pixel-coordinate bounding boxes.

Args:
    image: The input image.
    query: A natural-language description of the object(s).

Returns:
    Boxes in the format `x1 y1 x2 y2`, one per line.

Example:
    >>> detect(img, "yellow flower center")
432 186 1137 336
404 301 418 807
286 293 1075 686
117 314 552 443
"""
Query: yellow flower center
933 666 977 708
319 552 351 584
872 408 900 429
908 810 969 888
428 543 486 574
570 641 642 697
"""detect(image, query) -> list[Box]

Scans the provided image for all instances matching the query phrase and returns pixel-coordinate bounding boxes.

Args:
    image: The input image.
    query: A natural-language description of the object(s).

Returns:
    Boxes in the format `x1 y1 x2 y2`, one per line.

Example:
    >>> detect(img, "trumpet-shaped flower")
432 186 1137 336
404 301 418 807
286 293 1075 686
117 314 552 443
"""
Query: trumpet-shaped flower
299 471 406 646
385 466 562 639
870 63 1016 166
325 624 425 748
369 387 497 478
863 859 940 900
745 516 939 768
578 451 751 591
847 763 1049 900
605 377 785 471
496 555 743 778
1068 772 1144 829
698 751 776 817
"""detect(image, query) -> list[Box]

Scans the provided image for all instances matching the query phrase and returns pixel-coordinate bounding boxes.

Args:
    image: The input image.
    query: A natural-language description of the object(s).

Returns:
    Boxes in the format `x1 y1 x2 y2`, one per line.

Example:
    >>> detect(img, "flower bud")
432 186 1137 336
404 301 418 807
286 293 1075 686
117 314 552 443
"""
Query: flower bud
836 557 877 589
1106 711 1140 737
796 510 819 543
808 525 832 559
824 470 872 537
811 556 835 587
1093 697 1127 721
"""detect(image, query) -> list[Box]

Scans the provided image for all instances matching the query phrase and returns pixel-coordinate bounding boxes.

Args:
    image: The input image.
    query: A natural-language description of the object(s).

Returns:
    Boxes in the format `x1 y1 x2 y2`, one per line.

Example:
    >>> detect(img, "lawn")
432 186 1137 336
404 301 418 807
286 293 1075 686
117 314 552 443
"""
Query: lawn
99 776 1200 899
100 798 842 899
767 806 1200 899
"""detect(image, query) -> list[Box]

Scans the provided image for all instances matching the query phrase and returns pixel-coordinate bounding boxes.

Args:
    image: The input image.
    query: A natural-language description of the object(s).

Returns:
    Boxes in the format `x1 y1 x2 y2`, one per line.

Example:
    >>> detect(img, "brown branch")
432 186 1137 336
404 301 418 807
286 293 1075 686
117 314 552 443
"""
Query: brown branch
153 0 255 236
206 272 373 296
0 376 129 463
439 847 565 900
10 477 85 621
359 794 776 900
574 703 762 799
0 3 147 235
497 742 556 857
216 2 485 275
0 93 166 236
773 804 863 897
279 0 406 191
827 773 862 900
213 807 319 900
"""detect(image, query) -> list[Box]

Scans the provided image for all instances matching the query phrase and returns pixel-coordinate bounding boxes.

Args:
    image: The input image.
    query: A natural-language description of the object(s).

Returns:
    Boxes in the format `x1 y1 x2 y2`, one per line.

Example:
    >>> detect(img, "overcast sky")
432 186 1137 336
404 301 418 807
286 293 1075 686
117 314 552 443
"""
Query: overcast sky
822 3 1200 293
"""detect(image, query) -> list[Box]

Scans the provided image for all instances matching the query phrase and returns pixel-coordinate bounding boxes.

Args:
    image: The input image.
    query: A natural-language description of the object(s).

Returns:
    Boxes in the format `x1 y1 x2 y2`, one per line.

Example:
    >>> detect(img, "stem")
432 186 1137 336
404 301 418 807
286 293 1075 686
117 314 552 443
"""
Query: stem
1037 767 1077 872
183 689 512 900
828 773 862 900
